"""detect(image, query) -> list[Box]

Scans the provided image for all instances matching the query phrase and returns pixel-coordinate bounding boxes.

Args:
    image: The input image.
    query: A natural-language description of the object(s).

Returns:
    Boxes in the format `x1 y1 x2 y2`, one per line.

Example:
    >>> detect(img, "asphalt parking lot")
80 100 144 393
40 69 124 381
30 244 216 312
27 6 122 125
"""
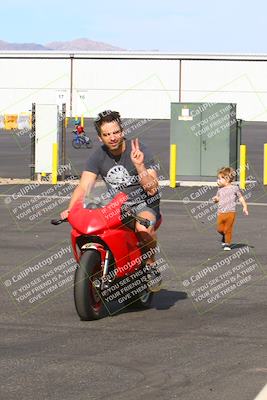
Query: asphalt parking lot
0 117 267 399
0 119 266 181
0 181 266 400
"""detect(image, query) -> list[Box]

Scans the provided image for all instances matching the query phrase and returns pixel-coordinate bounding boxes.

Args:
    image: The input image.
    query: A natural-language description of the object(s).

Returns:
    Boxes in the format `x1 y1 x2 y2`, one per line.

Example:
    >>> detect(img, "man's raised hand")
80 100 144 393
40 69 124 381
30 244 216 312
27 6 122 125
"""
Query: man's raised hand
131 138 144 166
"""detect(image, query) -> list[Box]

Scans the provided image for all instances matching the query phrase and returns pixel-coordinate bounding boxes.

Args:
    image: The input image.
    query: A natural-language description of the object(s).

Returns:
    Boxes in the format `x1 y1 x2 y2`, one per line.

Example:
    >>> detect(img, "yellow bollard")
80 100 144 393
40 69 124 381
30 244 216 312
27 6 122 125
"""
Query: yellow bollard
170 144 177 188
52 143 58 185
41 172 46 177
65 117 69 128
81 115 84 127
239 144 247 189
264 143 267 185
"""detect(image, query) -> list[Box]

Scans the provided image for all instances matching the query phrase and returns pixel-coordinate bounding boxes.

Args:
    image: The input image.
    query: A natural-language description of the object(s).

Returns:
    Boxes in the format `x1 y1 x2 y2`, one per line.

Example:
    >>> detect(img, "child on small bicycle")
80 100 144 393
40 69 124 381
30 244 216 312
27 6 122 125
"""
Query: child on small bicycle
76 125 89 142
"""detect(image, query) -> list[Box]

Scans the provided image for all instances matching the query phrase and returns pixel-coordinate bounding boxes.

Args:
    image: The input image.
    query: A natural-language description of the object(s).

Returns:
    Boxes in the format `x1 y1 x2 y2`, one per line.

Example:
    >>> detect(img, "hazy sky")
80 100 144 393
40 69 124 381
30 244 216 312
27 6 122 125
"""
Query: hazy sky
0 0 266 53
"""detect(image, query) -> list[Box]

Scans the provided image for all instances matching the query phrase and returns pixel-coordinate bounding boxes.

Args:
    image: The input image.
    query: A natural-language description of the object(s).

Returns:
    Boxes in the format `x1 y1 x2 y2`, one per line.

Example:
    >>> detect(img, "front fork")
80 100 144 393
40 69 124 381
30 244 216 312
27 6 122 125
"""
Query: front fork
80 243 111 290
101 250 110 290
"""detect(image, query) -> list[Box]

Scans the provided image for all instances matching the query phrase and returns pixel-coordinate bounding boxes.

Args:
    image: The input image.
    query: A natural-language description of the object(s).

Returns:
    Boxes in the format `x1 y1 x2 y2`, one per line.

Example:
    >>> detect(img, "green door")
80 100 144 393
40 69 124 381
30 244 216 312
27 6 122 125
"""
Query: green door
170 102 237 178
171 103 201 175
200 104 233 176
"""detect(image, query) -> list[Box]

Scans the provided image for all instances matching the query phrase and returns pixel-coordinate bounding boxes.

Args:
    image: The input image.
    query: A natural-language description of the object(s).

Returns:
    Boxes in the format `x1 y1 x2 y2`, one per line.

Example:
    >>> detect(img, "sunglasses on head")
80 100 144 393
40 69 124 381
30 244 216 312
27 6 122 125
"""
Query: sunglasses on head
94 110 113 122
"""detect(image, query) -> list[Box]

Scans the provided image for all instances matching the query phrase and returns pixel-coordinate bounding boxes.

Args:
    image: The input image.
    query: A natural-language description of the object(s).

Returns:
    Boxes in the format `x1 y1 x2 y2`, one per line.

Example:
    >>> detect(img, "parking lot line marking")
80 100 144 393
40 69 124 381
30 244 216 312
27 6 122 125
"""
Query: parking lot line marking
161 199 267 206
0 194 70 200
254 384 267 400
0 194 266 206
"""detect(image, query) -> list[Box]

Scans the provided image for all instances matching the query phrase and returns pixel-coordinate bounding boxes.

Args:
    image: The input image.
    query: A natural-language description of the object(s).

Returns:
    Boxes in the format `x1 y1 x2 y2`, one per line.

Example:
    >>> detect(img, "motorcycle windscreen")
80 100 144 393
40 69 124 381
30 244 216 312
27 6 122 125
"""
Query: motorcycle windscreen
68 192 128 234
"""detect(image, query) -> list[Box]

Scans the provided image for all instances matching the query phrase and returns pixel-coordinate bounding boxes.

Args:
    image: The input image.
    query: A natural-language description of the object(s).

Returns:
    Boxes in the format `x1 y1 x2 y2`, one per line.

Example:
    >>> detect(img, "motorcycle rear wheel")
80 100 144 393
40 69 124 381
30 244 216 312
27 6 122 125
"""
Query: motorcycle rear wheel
74 250 106 320
130 290 154 309
127 268 154 309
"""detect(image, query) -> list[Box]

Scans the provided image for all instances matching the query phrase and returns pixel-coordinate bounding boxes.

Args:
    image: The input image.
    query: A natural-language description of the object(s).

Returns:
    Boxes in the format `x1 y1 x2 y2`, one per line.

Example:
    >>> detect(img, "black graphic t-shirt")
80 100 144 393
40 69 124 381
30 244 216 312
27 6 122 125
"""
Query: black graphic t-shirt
85 140 161 211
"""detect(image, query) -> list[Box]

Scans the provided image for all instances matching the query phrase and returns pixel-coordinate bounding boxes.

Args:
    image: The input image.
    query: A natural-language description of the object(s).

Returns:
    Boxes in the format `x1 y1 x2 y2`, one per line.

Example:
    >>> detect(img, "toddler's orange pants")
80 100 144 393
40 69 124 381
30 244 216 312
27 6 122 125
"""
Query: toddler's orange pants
217 212 236 244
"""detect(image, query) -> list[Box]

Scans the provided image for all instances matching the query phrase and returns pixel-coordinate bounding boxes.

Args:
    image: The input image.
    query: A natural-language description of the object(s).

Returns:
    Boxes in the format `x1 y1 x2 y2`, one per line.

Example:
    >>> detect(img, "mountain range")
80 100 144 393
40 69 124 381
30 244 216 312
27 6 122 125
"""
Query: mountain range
0 38 125 51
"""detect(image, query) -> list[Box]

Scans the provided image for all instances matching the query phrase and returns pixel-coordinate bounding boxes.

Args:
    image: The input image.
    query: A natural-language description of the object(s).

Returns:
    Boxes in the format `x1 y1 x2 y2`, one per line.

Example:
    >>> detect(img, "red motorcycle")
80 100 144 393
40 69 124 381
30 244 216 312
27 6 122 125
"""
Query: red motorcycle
51 192 162 320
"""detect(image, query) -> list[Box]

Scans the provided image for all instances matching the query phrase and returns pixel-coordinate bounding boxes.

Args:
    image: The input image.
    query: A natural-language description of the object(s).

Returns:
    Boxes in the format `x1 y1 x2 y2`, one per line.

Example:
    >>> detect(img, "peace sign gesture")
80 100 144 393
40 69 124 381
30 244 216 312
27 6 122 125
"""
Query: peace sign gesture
131 138 144 166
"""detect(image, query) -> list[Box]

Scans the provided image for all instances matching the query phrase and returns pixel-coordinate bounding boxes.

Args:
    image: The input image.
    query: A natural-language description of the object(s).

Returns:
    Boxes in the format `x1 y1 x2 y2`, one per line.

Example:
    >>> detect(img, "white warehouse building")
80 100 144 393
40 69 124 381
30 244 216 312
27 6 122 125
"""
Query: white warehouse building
1 51 267 121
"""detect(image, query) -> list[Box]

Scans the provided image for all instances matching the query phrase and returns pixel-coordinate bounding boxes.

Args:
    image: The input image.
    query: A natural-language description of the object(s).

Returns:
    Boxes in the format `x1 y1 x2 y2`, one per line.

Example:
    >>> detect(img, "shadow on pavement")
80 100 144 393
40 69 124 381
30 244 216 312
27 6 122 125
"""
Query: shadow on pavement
231 243 255 249
106 289 187 317
152 289 188 310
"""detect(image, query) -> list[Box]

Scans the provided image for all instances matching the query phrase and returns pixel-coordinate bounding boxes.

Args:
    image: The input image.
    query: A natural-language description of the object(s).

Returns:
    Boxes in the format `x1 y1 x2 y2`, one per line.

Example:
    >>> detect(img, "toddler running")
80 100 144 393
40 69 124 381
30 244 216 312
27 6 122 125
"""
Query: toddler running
212 167 248 250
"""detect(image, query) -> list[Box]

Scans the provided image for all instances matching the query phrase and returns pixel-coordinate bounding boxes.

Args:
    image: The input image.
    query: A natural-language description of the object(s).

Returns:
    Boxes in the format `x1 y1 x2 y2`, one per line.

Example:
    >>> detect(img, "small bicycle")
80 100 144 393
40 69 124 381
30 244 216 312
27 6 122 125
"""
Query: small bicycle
72 130 93 149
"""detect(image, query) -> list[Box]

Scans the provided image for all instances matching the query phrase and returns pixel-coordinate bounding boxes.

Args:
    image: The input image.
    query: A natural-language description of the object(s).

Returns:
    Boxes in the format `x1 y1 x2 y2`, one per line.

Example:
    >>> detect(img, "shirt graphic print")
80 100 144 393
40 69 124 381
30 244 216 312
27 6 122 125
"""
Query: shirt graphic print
104 164 132 190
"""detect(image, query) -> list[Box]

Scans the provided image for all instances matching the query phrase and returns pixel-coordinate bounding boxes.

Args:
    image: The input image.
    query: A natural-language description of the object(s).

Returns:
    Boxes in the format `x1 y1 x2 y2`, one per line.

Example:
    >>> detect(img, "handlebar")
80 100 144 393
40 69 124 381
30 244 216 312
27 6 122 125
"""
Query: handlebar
50 216 152 228
51 198 154 229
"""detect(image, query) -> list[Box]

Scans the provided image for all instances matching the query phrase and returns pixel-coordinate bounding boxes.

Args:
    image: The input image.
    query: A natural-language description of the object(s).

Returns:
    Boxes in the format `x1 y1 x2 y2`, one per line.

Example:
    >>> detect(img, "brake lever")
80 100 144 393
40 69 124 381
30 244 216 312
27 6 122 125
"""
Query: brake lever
50 218 67 225
135 216 155 228
121 204 154 228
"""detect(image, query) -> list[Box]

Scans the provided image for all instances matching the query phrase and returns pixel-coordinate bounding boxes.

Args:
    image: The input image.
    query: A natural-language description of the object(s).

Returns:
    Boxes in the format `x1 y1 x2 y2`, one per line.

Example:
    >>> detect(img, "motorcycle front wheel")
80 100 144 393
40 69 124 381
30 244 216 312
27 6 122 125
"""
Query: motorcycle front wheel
74 250 106 320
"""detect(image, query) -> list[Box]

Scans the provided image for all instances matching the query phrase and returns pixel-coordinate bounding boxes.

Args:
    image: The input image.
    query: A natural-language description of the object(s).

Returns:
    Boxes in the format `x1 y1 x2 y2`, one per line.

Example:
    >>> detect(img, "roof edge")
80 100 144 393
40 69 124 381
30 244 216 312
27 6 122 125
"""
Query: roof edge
1 50 267 61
